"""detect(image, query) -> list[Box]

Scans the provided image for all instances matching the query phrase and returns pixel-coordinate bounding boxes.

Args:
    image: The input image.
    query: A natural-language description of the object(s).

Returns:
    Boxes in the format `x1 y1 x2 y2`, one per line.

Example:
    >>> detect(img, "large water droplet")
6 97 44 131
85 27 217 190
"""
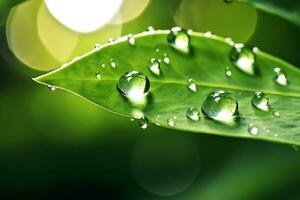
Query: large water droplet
186 107 201 121
167 27 190 54
127 34 135 46
273 67 288 86
251 91 269 111
139 117 148 129
201 90 238 124
117 71 150 104
230 44 255 75
167 118 176 127
148 59 161 76
187 79 197 92
248 123 259 135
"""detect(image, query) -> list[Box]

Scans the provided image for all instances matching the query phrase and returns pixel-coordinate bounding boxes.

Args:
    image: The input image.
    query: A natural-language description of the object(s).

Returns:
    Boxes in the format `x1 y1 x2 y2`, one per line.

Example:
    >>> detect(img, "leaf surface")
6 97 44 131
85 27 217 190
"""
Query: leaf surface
34 30 300 145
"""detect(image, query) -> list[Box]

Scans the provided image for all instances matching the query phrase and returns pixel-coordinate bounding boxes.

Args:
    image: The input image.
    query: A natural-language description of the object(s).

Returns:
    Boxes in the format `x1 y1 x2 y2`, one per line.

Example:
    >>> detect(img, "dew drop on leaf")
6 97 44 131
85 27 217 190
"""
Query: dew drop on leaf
225 66 232 77
225 38 234 46
146 26 155 32
167 27 190 54
47 85 56 91
101 63 106 68
110 59 117 68
108 38 114 43
187 79 197 92
204 31 212 37
148 59 161 76
201 90 238 124
167 118 176 127
139 117 148 129
251 91 269 111
95 72 101 80
163 54 170 64
186 107 201 121
117 71 150 103
273 67 288 86
273 110 280 117
230 44 255 75
95 43 101 49
248 123 259 136
127 34 136 46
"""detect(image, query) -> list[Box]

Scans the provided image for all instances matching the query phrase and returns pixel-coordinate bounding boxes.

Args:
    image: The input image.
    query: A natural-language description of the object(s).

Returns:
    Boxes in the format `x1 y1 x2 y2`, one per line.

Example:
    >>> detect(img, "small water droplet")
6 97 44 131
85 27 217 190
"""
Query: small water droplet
146 26 155 32
155 48 160 52
101 63 106 68
130 118 135 122
117 71 150 104
273 110 280 117
273 67 288 86
47 85 56 91
95 72 101 80
167 118 176 127
110 61 117 68
230 44 255 75
139 117 149 129
225 66 232 77
167 27 190 54
248 123 259 135
108 38 114 43
95 43 101 49
204 31 212 37
201 90 238 124
163 54 170 64
251 91 269 111
186 107 201 121
187 79 197 92
225 38 234 46
148 59 161 76
127 34 135 46
252 47 259 53
187 29 193 35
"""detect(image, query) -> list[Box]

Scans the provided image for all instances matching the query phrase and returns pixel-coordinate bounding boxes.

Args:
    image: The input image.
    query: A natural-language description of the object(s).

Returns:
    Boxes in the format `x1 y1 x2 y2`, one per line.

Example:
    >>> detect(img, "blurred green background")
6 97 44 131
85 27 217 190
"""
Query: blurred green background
1 0 300 199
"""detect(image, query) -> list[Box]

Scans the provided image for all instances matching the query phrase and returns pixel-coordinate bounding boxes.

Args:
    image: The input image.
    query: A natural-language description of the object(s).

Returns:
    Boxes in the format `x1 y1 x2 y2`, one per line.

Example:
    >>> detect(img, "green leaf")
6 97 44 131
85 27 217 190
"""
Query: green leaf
233 0 300 26
34 30 300 145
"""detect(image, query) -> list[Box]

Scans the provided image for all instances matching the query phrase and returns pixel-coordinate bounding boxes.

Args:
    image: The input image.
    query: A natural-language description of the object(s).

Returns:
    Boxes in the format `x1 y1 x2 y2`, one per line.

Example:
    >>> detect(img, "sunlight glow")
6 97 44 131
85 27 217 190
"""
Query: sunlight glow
45 0 123 33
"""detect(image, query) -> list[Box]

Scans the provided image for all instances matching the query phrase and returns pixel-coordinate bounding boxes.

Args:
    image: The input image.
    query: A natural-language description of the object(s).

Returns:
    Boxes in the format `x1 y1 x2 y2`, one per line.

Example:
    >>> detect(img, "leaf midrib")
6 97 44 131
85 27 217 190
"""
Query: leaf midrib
39 77 300 98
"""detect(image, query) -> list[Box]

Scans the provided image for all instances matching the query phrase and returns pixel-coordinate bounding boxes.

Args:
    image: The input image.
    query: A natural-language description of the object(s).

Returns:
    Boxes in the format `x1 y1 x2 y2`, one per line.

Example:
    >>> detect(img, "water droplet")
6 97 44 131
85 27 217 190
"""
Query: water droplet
248 123 259 135
146 26 155 32
230 44 255 75
108 38 114 43
117 71 150 104
47 85 56 91
187 79 197 92
251 91 269 111
201 90 238 124
139 117 149 129
225 66 232 77
101 63 106 68
167 27 190 54
95 72 101 80
130 118 135 122
148 59 161 76
167 118 176 127
252 47 259 53
187 29 193 35
95 43 101 49
163 54 170 64
110 60 117 68
273 67 288 86
155 48 160 52
127 34 135 46
204 31 212 37
273 110 280 117
186 107 201 121
225 38 234 46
